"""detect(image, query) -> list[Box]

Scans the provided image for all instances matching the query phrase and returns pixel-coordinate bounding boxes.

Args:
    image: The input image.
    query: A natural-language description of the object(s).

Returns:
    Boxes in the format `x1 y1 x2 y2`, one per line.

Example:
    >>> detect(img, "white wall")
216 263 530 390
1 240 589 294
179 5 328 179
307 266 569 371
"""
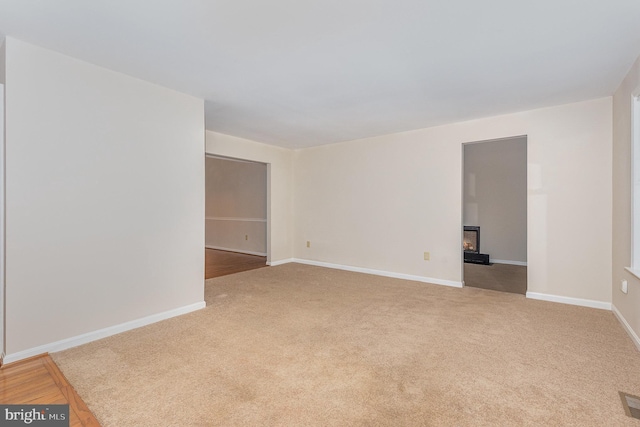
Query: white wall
464 137 527 263
0 39 5 83
0 39 5 360
4 38 205 357
205 157 267 255
294 98 612 305
612 54 640 345
205 131 294 264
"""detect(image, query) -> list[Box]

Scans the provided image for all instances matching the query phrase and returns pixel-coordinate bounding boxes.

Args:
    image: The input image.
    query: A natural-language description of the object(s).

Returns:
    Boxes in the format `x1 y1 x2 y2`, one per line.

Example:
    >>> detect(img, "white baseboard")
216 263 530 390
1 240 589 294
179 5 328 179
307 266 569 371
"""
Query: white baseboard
612 304 640 351
525 292 611 310
490 259 527 266
205 245 267 257
267 258 294 267
3 301 206 364
291 258 463 288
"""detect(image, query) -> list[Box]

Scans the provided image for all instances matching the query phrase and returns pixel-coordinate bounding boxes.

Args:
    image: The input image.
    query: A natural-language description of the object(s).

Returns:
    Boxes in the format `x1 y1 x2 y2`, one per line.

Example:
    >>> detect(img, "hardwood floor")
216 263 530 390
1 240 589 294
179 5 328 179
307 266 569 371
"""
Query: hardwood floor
464 262 527 295
0 354 100 426
205 248 267 279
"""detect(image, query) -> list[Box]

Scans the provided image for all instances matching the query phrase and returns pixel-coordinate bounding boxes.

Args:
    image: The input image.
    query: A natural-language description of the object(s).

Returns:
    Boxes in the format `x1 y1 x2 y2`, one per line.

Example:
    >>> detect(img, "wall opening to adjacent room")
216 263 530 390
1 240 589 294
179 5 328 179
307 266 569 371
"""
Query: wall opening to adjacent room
462 136 528 295
205 154 268 278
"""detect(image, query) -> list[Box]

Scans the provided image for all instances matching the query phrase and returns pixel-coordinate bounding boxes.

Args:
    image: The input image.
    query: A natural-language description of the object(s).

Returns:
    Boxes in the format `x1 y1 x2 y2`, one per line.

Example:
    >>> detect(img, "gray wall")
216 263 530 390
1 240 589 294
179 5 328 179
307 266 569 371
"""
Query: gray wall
205 157 267 255
464 137 527 263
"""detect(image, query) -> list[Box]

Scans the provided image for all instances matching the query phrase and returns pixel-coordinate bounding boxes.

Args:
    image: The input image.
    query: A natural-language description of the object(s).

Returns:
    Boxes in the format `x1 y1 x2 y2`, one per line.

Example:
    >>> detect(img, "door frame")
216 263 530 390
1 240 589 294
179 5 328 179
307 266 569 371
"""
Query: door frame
204 154 270 263
461 135 528 290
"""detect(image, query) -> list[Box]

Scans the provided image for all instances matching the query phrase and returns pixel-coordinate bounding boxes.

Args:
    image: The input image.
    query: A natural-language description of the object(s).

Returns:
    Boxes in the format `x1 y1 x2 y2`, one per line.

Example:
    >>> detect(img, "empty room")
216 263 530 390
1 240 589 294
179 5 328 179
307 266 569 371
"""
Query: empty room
0 1 640 426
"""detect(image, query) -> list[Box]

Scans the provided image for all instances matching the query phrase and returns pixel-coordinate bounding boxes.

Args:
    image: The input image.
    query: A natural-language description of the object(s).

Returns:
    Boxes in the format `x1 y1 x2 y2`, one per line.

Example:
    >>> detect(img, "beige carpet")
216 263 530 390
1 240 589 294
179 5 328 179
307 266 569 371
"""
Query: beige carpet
52 264 640 426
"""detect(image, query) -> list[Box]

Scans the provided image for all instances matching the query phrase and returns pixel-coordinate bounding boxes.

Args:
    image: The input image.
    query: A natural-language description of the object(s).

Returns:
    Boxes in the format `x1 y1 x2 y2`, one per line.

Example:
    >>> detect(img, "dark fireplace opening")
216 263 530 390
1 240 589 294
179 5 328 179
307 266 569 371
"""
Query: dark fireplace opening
463 226 480 253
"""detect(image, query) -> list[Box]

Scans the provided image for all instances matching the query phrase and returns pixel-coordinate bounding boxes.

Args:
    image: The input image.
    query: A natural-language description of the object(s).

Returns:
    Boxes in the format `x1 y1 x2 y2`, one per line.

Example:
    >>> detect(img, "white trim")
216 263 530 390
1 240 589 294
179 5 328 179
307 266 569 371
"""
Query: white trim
267 258 294 266
490 259 527 266
625 267 640 281
525 292 611 310
612 304 640 351
291 258 463 288
205 245 267 257
206 217 267 223
266 163 271 270
205 153 267 165
3 301 206 364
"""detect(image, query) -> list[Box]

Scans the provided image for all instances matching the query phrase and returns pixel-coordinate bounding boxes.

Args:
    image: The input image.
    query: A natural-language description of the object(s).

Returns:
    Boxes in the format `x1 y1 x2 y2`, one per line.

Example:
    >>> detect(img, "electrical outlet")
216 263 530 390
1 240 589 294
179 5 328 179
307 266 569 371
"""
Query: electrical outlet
424 252 430 261
622 280 628 294
245 235 248 241
306 241 310 248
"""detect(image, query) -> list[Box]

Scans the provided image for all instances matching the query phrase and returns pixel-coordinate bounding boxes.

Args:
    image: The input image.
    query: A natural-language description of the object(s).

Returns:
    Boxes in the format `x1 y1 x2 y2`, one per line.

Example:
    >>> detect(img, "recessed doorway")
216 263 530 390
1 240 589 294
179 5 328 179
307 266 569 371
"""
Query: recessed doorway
462 136 527 295
205 155 268 278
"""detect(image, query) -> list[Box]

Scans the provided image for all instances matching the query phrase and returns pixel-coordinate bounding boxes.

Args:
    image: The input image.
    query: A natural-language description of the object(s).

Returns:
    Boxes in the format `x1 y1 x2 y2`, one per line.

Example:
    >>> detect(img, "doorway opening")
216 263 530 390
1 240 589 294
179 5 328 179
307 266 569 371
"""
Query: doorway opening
205 154 268 279
462 136 527 295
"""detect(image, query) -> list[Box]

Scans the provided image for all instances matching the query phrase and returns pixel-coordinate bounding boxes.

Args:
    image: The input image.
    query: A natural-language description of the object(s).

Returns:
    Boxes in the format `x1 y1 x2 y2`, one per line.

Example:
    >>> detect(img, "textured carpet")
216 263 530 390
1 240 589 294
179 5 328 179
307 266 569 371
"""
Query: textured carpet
52 264 640 426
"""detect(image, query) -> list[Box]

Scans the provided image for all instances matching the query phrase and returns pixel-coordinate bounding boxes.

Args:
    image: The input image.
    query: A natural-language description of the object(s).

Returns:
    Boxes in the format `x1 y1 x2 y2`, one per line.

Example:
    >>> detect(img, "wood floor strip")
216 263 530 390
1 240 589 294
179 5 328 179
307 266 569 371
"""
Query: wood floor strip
205 248 267 279
42 356 101 427
0 354 101 426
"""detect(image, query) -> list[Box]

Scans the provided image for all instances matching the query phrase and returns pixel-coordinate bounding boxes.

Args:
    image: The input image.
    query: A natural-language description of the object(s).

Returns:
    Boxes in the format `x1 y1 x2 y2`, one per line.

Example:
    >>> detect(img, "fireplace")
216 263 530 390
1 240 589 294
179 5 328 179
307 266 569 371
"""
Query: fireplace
463 226 489 264
463 226 480 253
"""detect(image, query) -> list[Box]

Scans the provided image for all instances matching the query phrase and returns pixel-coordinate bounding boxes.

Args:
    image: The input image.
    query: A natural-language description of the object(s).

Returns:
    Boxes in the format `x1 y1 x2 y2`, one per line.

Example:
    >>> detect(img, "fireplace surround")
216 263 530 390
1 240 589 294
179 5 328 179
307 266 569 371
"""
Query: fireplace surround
463 226 480 253
463 226 490 264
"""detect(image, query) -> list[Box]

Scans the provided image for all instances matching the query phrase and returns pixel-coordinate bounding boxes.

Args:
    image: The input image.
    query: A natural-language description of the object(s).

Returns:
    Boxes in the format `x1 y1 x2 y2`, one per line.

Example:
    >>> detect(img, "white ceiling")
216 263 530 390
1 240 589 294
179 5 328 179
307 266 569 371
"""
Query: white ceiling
0 1 639 149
